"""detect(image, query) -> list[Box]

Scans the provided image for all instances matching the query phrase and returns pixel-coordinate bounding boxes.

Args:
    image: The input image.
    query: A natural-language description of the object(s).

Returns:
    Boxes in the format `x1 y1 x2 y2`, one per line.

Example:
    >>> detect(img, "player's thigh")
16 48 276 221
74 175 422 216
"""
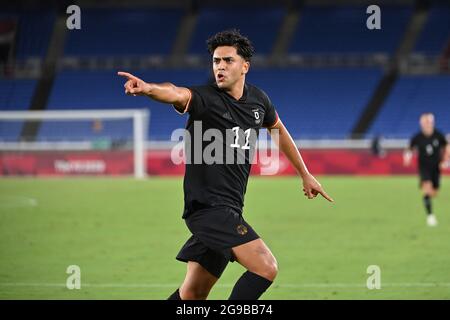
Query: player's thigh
232 238 278 281
180 261 218 299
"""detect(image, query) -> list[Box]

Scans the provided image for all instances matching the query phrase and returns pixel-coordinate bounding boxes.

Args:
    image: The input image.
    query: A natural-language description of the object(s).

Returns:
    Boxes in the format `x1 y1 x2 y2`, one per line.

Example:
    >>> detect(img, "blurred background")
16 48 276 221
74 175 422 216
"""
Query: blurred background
0 0 449 176
0 0 450 300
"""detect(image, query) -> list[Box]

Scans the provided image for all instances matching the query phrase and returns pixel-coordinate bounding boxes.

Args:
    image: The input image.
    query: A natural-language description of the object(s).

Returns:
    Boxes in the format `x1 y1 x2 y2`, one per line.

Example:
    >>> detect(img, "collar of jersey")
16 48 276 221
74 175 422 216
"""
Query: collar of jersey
212 82 248 102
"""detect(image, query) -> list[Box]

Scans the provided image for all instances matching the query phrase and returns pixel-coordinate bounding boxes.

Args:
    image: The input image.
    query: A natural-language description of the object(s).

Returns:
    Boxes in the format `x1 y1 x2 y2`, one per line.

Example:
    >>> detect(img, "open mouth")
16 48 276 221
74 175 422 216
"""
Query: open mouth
217 74 225 81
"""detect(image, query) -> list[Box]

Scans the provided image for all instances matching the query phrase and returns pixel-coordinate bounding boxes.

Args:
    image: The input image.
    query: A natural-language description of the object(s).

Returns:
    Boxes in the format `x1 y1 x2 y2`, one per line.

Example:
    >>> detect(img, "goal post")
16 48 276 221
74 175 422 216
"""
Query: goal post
0 109 150 179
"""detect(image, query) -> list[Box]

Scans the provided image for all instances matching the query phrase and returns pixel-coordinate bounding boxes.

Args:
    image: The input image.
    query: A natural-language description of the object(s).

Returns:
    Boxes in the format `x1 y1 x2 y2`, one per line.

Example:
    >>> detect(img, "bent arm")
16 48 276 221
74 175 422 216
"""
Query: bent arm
268 120 309 178
268 120 333 202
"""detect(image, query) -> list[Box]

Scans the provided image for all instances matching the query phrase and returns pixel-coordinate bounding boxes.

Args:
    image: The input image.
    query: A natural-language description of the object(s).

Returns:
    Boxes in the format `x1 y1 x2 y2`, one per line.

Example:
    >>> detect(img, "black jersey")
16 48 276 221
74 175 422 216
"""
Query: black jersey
410 130 448 167
175 83 278 217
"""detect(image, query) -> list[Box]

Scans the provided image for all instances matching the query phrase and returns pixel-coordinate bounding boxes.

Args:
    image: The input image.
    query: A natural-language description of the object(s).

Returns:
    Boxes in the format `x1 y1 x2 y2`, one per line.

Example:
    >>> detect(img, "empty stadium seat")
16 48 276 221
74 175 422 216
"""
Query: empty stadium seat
289 6 412 54
189 7 284 55
0 79 37 141
64 8 183 56
414 5 450 54
0 10 55 59
247 67 383 138
368 75 450 138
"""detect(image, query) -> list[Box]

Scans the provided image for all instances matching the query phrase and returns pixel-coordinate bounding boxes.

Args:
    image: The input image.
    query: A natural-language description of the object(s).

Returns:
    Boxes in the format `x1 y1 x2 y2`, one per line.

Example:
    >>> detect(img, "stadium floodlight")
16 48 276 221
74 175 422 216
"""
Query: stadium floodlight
0 109 149 179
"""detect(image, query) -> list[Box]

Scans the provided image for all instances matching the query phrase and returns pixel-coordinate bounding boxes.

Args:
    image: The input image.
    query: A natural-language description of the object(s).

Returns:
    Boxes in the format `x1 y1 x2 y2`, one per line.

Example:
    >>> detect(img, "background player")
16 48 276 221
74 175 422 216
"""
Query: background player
404 113 450 226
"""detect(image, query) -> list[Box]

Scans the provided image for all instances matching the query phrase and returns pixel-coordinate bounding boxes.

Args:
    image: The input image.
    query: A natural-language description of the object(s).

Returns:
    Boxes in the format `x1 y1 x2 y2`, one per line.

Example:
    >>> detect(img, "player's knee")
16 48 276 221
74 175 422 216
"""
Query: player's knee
257 258 278 281
422 188 432 197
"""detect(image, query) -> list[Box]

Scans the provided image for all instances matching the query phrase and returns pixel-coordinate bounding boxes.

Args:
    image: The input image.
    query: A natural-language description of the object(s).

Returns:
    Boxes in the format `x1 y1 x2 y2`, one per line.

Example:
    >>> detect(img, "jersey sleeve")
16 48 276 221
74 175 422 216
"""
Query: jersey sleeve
261 91 279 128
172 87 192 115
172 86 208 118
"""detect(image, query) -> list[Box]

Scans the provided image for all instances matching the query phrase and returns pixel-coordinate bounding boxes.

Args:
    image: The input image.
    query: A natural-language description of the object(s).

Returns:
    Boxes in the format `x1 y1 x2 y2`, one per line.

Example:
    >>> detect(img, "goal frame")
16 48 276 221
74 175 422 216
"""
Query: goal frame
0 109 150 179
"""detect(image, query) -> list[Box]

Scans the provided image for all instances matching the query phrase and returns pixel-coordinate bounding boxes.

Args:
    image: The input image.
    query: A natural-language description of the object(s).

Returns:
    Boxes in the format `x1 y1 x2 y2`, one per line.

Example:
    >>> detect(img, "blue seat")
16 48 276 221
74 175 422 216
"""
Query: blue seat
247 68 383 138
414 5 450 54
64 8 183 56
0 79 37 141
368 75 450 138
290 6 412 54
189 7 284 55
0 10 55 59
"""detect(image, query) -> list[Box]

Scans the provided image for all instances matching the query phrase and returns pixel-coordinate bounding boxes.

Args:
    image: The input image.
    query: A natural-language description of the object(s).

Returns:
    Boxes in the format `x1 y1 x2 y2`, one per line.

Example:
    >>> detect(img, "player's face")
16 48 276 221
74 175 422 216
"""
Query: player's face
420 115 435 136
212 46 249 90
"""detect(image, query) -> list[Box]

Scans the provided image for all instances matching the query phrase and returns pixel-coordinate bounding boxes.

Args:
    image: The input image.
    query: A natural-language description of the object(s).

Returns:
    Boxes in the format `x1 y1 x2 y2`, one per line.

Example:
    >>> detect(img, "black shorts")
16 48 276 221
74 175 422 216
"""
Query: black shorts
176 206 259 278
419 165 441 189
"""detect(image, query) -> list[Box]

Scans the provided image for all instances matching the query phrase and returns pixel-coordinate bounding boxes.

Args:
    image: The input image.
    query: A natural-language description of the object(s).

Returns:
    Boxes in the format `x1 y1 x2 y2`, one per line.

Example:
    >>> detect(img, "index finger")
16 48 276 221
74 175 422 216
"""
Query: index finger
117 71 137 80
319 189 334 202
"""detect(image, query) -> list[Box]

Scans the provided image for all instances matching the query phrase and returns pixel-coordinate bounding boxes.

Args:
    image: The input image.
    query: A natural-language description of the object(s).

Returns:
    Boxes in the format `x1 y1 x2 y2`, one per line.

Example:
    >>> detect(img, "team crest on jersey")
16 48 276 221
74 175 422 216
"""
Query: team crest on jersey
433 139 439 147
252 109 261 125
236 224 248 235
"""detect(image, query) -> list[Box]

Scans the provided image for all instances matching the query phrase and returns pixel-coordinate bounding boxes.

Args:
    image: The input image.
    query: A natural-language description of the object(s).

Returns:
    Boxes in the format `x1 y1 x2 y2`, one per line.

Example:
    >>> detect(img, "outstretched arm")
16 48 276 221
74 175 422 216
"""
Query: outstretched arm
117 71 191 112
268 120 334 202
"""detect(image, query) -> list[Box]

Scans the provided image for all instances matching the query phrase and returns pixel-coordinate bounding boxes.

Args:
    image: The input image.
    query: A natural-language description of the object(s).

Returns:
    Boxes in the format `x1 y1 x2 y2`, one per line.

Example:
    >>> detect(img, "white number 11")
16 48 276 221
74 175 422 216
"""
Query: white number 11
230 126 251 150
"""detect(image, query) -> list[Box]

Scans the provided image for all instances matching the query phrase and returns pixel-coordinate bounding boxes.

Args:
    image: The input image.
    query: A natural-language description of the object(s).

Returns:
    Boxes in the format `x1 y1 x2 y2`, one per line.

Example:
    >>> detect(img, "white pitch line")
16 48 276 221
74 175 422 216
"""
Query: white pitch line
1 282 450 289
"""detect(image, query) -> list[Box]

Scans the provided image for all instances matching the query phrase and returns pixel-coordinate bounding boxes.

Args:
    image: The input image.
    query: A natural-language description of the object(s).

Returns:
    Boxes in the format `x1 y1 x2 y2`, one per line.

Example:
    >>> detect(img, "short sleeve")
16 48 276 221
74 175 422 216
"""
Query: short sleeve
172 86 207 118
172 88 192 115
261 91 279 128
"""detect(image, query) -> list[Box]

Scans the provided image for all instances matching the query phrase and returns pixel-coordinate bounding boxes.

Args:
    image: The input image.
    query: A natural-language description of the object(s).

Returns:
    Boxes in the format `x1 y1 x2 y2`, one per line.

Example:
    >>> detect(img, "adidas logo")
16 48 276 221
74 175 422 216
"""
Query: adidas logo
222 112 232 120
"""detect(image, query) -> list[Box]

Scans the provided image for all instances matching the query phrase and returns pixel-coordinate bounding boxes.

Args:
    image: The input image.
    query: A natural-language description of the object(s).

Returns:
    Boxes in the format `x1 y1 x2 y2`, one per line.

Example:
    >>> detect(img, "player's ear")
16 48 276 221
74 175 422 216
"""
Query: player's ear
242 60 250 75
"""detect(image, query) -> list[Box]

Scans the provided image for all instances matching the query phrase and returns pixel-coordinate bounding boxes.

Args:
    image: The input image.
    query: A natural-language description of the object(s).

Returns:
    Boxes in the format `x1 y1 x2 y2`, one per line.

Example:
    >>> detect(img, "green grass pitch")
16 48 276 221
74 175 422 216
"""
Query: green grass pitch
1 176 449 300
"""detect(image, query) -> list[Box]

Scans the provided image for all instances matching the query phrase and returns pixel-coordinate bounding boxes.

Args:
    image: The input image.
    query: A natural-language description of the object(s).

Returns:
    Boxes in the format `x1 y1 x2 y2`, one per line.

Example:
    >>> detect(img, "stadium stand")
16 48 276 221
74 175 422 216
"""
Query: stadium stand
0 10 55 59
189 7 285 55
64 8 183 56
367 75 450 138
414 5 450 54
289 6 412 54
247 68 383 139
0 79 37 141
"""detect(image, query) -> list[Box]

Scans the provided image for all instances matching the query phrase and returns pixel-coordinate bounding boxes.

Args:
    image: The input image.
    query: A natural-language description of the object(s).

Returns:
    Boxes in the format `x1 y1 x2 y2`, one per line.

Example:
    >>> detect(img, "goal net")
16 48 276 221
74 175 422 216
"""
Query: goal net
0 109 149 178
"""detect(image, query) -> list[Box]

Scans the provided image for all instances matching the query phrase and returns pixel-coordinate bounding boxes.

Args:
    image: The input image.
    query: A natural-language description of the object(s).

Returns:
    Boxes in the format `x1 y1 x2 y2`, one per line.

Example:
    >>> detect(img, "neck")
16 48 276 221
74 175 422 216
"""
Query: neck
225 77 245 100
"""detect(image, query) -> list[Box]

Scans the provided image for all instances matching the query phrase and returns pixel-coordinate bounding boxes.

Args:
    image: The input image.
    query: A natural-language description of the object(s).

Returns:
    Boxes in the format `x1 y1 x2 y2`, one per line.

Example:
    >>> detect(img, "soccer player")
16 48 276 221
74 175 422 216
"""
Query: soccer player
118 30 333 300
404 113 450 226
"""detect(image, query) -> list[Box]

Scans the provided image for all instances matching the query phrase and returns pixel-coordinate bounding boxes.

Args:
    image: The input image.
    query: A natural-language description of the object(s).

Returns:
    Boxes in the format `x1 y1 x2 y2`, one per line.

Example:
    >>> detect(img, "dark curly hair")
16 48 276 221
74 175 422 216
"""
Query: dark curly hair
206 29 254 62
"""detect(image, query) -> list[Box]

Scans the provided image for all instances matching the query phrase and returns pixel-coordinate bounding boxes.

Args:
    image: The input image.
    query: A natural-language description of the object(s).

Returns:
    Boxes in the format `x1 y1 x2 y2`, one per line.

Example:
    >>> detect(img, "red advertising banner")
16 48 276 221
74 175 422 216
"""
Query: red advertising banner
146 149 428 176
0 151 133 176
1 149 449 176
